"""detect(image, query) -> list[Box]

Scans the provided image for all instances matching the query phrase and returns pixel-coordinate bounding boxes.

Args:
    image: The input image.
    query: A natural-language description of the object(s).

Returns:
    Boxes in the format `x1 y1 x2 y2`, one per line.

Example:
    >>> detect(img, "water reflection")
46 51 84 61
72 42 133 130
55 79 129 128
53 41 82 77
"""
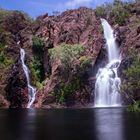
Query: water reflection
36 109 95 140
0 109 36 140
20 109 36 140
94 108 124 140
0 108 140 140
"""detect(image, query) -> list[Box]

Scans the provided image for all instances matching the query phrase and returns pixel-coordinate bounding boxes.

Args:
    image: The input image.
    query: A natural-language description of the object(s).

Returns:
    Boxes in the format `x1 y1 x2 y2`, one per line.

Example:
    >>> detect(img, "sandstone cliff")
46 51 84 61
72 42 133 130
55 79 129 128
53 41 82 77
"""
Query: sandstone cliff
1 1 140 108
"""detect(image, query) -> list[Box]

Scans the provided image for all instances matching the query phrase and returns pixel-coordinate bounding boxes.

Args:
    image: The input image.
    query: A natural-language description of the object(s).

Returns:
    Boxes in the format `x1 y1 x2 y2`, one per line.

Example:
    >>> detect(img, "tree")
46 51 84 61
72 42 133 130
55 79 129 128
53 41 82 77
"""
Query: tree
49 43 85 69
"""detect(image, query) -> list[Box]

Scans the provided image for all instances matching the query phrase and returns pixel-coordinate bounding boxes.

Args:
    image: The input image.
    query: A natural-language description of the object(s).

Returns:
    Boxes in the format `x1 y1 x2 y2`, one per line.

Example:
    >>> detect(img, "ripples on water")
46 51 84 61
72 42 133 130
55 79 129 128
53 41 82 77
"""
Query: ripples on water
0 108 140 140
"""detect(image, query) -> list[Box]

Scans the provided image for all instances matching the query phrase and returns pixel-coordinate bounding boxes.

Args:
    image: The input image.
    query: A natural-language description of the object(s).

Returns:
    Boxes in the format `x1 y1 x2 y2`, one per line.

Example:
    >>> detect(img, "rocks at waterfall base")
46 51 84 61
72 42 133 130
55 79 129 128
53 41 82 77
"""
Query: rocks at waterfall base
1 1 140 108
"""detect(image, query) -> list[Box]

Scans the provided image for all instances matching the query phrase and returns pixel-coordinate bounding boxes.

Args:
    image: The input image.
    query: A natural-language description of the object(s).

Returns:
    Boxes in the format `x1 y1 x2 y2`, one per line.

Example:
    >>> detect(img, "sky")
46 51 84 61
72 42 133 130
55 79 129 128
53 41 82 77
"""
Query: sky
0 0 133 18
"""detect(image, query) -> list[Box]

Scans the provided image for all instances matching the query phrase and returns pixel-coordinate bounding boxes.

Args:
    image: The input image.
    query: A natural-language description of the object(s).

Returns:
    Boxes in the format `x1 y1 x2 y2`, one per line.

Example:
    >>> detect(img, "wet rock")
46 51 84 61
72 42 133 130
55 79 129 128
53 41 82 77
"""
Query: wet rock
42 94 56 105
137 26 140 35
118 57 133 79
5 60 29 108
0 95 9 108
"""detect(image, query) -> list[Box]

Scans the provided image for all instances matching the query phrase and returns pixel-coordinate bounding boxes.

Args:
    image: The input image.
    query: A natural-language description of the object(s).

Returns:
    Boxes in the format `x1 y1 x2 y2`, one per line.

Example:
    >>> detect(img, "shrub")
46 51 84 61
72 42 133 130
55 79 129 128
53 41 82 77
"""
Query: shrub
0 9 11 22
49 44 92 104
95 0 131 25
30 36 45 86
112 3 129 25
49 43 85 69
0 51 14 66
121 49 140 111
32 36 45 51
0 43 5 49
49 44 90 104
79 56 92 68
128 101 140 112
3 10 31 35
54 79 81 103
32 36 45 59
0 52 5 64
36 81 44 90
121 49 140 94
95 5 107 18
29 58 45 87
32 59 44 82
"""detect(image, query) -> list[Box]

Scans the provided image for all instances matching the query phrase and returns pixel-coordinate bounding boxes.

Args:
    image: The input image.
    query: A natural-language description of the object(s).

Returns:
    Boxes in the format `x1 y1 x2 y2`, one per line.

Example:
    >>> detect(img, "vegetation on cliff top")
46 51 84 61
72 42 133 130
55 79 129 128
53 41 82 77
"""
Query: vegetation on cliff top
49 44 85 69
95 0 132 25
0 9 32 66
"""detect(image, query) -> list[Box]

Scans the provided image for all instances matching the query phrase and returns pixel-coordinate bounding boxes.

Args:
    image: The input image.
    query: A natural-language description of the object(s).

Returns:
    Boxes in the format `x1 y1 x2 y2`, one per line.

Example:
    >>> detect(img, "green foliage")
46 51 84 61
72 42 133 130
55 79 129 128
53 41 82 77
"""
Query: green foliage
99 25 104 33
0 52 14 66
49 43 85 69
0 9 11 22
79 56 92 68
0 9 32 46
4 57 14 66
95 0 130 25
121 49 140 94
32 36 45 59
121 49 140 111
0 52 5 64
54 79 81 103
30 36 45 87
49 44 92 104
128 101 140 112
95 5 108 18
0 9 32 23
30 59 44 81
0 43 5 49
36 81 44 90
29 56 45 89
0 11 11 46
2 10 31 35
112 2 129 25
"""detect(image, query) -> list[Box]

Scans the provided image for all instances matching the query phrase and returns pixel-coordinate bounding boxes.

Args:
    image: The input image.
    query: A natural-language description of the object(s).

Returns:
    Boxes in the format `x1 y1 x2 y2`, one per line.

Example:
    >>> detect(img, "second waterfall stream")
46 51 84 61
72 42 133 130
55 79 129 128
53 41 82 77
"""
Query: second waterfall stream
20 48 36 108
94 19 121 107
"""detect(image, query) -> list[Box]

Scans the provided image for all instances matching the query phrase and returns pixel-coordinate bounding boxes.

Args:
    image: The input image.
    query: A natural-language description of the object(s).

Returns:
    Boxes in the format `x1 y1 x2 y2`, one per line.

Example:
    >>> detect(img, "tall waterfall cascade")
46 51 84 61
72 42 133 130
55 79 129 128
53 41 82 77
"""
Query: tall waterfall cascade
20 48 36 108
94 19 121 107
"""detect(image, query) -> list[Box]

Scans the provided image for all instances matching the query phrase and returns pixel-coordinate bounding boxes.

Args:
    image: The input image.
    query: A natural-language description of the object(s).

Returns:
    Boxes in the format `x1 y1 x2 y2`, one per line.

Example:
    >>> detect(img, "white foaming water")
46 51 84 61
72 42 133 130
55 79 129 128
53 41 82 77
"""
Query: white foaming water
94 19 121 107
101 18 120 62
20 48 36 108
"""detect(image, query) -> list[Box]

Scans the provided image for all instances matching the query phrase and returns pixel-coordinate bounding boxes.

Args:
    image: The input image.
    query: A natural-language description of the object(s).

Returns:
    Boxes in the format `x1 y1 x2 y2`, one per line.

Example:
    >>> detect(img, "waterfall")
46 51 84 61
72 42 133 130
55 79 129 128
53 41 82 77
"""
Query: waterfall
20 48 36 108
94 19 121 107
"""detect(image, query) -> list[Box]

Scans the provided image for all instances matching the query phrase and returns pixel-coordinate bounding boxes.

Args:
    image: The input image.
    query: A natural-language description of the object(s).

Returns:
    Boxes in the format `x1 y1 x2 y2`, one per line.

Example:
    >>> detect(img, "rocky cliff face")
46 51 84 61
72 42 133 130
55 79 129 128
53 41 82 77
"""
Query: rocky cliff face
112 2 140 104
1 1 140 108
0 11 31 108
33 7 103 108
5 59 28 108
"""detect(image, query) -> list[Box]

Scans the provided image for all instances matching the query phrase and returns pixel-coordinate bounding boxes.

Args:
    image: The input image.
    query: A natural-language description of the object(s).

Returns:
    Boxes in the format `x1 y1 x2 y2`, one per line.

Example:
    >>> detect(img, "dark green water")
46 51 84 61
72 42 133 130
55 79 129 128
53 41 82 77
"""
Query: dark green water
0 108 139 140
